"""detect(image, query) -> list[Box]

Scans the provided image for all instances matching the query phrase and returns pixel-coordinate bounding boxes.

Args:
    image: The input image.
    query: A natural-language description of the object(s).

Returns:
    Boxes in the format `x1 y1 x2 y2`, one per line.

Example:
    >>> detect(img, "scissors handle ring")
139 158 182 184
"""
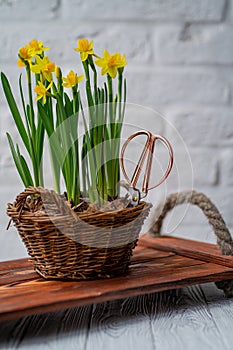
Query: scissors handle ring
120 130 173 194
120 130 151 186
147 134 173 190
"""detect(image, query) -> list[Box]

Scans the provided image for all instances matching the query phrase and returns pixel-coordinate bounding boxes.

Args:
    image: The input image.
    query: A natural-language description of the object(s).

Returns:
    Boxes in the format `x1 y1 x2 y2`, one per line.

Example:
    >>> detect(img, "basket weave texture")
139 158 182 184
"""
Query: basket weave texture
7 187 151 280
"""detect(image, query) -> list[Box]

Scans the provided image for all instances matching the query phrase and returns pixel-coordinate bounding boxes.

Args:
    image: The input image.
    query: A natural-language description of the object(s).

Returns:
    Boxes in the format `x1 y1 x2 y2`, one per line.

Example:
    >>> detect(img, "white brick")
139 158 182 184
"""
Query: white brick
0 21 151 65
0 172 27 262
0 0 60 20
155 24 233 65
166 107 233 147
157 205 219 241
168 224 220 244
220 149 233 186
61 0 225 22
0 229 28 262
228 0 233 21
184 149 218 186
0 66 25 143
127 68 230 108
148 147 218 196
211 67 233 104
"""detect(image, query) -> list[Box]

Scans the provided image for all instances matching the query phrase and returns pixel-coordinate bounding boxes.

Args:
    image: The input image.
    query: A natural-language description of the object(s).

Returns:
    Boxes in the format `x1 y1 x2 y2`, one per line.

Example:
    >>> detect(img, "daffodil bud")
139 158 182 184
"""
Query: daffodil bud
55 66 62 79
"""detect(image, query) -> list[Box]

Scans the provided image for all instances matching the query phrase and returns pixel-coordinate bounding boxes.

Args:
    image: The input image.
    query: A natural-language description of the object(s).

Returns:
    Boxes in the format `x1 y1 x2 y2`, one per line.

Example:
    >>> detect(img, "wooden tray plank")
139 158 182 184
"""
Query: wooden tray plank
139 235 233 268
0 248 175 286
0 262 232 322
0 254 201 288
1 234 233 321
0 258 33 272
131 246 175 262
0 253 204 287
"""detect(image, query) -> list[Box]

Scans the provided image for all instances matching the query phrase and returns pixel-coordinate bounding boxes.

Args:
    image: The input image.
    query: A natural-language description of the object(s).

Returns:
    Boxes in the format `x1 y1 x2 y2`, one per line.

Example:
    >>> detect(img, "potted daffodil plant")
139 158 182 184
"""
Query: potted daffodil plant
1 39 151 280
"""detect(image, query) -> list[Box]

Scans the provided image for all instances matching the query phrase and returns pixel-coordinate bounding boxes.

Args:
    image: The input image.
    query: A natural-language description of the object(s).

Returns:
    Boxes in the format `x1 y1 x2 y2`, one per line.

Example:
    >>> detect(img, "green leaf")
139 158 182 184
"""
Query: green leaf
1 72 30 153
18 153 34 187
19 74 27 120
69 133 80 205
36 117 45 163
36 117 45 187
64 93 73 117
38 102 54 137
6 133 32 188
83 60 94 108
38 102 65 178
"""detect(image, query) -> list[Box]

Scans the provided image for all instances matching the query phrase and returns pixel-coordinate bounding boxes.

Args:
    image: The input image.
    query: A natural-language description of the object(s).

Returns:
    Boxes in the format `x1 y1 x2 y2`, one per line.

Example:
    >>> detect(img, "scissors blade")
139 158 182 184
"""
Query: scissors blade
129 187 141 206
119 180 141 206
130 136 150 189
142 135 156 194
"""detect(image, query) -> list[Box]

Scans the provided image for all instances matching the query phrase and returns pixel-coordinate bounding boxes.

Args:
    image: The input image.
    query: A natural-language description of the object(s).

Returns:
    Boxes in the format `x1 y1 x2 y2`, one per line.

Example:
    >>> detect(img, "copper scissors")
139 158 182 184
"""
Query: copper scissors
120 130 173 206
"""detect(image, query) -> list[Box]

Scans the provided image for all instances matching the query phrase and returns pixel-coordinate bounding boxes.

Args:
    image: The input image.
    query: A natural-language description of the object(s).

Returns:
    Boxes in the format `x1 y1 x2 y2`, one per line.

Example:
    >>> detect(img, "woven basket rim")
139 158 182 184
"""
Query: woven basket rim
7 186 152 222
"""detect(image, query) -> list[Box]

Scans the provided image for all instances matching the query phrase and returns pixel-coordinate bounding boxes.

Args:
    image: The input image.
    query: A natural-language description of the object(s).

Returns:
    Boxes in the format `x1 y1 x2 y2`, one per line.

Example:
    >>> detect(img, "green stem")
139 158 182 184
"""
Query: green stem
72 87 78 115
50 147 61 193
71 87 80 205
26 65 40 186
107 74 113 131
118 70 123 121
89 57 98 105
83 60 94 108
107 74 117 197
46 95 60 193
26 65 35 135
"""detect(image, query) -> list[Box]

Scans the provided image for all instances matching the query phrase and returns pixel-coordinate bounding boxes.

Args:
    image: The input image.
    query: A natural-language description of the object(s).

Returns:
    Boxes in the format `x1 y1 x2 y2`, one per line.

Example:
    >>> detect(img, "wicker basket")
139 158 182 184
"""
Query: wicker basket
7 187 151 280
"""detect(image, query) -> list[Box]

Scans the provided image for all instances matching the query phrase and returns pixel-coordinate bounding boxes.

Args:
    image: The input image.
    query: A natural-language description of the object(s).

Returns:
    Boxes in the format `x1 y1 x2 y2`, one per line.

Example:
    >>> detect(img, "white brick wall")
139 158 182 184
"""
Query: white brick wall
0 0 232 260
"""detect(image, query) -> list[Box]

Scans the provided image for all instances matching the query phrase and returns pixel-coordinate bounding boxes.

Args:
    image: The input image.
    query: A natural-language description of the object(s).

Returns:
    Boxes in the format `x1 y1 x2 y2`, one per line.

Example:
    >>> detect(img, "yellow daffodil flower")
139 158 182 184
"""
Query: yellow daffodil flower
74 38 94 62
18 46 32 61
31 55 55 82
18 46 33 67
34 80 53 104
28 39 49 57
95 50 127 78
62 70 84 88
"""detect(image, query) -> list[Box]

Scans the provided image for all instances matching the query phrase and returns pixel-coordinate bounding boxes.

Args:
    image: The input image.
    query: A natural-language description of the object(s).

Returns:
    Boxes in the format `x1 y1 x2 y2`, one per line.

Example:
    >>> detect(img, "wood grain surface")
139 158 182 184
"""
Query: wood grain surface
1 234 233 322
1 285 233 350
139 234 233 268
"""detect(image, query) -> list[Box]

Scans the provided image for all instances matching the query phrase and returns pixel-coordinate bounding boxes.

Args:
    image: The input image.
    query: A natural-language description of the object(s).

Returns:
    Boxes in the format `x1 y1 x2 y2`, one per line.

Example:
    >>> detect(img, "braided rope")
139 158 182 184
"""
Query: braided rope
148 190 233 296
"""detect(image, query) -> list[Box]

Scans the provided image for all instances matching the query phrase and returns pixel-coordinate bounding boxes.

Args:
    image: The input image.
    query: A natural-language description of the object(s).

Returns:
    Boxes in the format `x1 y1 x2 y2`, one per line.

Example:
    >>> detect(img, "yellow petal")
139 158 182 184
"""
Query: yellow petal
77 74 84 83
62 82 69 88
80 52 88 61
35 95 43 101
31 65 41 74
17 58 25 67
95 57 104 67
103 49 110 59
89 40 94 50
47 80 53 90
101 66 108 75
108 66 117 78
43 71 52 82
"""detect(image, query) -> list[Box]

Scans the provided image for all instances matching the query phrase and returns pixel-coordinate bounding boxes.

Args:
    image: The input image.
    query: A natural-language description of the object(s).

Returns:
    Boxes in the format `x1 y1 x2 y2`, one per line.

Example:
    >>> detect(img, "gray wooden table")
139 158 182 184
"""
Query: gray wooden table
0 283 232 350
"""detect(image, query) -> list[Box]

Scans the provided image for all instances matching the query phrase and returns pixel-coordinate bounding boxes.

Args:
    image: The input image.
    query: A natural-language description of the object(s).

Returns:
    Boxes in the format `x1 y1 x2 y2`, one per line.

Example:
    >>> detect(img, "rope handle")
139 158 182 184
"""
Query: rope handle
148 190 233 297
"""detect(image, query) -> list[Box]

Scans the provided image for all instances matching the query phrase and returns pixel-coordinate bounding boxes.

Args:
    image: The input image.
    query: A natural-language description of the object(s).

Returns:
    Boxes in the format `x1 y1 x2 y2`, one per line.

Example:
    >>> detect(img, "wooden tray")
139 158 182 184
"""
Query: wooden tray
1 234 233 321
